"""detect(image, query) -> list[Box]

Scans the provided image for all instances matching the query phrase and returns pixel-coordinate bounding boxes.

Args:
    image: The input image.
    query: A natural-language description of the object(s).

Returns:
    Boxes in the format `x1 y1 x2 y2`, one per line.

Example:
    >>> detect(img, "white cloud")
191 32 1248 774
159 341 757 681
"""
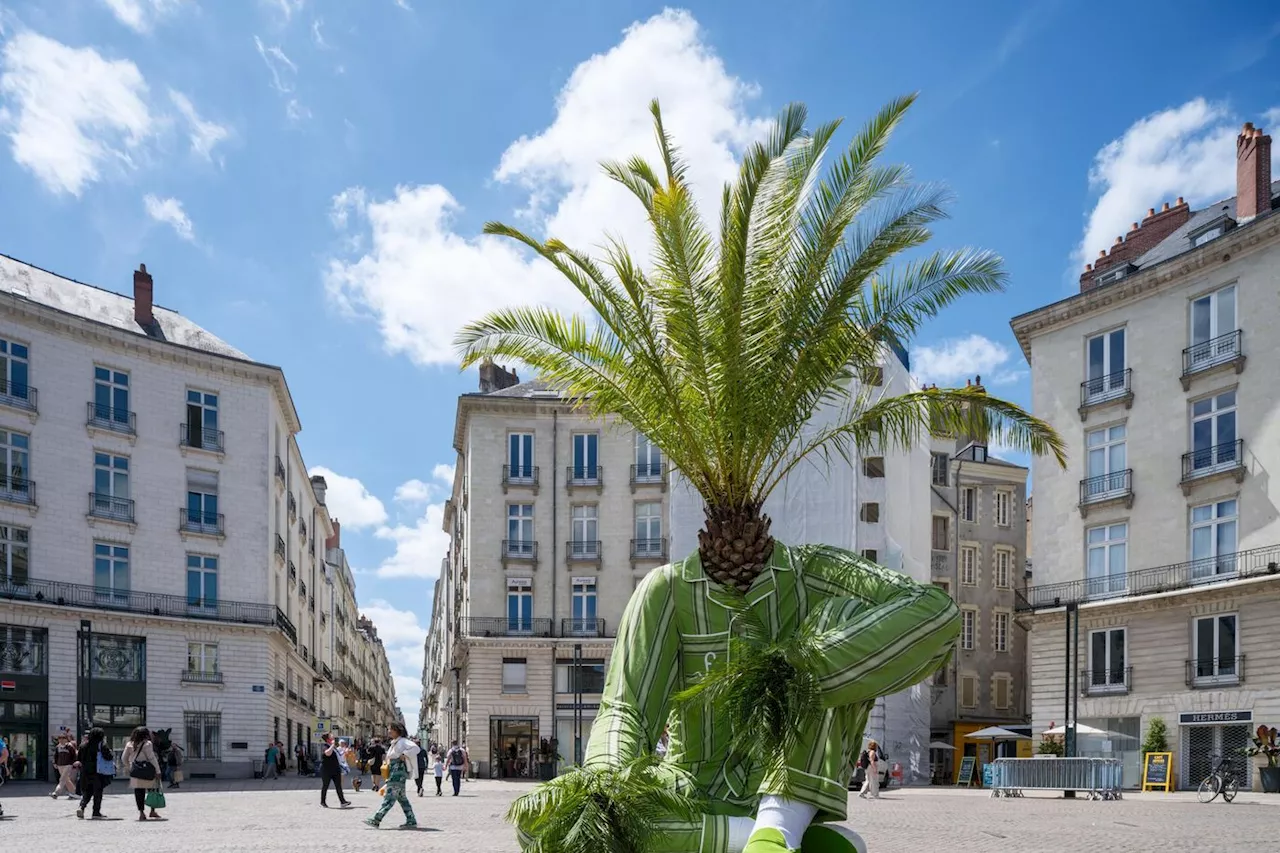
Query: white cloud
374 501 448 578
394 0 413 9
253 36 296 93
325 9 768 366
308 466 388 529
913 334 1023 387
143 194 194 240
0 32 152 196
101 0 188 33
432 463 455 486
360 599 427 647
262 0 304 22
393 479 431 505
311 18 328 48
358 599 430 729
168 90 229 162
285 99 310 122
1076 98 1280 272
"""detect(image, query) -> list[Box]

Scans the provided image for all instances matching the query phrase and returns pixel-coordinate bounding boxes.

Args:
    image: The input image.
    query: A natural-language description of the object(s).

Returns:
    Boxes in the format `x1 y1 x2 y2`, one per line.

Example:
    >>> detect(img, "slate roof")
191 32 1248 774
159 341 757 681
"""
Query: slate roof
1131 179 1280 270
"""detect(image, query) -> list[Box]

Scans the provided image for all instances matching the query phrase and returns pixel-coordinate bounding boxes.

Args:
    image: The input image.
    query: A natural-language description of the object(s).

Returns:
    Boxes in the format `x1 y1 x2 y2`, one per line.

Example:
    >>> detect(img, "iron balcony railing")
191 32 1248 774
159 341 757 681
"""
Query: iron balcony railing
463 617 553 638
1017 543 1280 612
275 456 286 484
1186 655 1245 688
181 669 224 685
566 539 602 561
1079 469 1132 506
321 663 333 681
0 380 36 412
1183 329 1243 376
89 492 135 523
566 465 603 487
630 462 665 486
86 401 134 434
276 609 297 644
1080 368 1132 407
301 644 310 662
1182 440 1245 481
502 465 539 489
930 552 948 574
180 508 224 536
288 689 298 701
288 493 297 519
298 577 306 597
561 617 607 637
1081 666 1132 696
276 535 287 562
0 476 35 506
275 679 284 693
631 538 668 560
502 539 538 561
180 423 224 453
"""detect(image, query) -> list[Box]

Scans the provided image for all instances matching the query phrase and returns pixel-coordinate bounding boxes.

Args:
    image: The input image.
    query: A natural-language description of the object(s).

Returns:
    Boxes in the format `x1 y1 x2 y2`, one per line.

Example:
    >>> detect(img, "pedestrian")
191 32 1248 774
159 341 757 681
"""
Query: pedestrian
319 734 350 808
859 740 882 800
76 727 113 820
0 733 8 818
295 741 308 776
166 742 184 789
367 738 386 792
275 741 287 777
264 742 280 780
364 723 418 829
445 740 466 796
414 739 427 797
432 750 444 796
51 731 79 799
121 727 163 821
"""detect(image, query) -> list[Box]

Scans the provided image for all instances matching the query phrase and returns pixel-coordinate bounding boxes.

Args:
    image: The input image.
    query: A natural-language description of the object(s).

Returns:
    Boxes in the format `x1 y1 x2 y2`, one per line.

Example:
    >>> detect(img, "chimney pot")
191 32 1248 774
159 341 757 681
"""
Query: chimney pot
1098 250 1106 259
1147 208 1156 217
1162 202 1170 212
133 263 154 329
1237 122 1272 222
1085 263 1092 272
1176 197 1184 206
1131 222 1139 231
1114 236 1123 245
1244 122 1255 133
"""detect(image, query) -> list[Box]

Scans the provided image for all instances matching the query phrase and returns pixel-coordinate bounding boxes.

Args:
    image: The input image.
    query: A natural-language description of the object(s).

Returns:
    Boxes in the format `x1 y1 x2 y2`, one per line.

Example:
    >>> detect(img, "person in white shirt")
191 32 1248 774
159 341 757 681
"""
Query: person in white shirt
364 724 419 829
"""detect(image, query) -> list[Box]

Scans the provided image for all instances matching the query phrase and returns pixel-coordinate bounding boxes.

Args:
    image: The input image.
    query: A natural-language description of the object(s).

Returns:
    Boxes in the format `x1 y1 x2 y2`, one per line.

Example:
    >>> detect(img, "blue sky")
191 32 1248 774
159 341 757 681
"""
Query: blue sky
1 1 1278 726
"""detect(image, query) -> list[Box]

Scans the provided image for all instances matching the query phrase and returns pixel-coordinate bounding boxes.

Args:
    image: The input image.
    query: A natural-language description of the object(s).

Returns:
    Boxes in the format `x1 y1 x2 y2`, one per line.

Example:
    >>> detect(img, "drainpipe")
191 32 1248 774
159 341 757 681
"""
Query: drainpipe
550 410 559 769
952 457 963 732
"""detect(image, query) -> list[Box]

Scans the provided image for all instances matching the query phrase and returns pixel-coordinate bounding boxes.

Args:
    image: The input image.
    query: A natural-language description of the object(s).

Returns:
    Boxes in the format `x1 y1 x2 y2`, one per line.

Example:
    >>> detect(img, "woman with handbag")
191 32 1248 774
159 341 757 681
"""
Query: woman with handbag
76 728 113 819
364 723 419 829
122 727 163 821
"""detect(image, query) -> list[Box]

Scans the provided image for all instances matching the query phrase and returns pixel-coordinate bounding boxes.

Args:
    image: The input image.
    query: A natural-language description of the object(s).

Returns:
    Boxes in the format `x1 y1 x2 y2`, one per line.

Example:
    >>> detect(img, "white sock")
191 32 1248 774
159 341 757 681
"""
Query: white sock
727 816 754 853
752 795 818 849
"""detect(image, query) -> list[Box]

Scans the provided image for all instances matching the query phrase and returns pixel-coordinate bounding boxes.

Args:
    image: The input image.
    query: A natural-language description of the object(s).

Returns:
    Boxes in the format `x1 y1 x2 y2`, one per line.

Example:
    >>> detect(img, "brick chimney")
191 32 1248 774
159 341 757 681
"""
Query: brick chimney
133 263 154 328
326 519 341 550
1236 122 1272 223
478 358 520 393
1080 198 1191 292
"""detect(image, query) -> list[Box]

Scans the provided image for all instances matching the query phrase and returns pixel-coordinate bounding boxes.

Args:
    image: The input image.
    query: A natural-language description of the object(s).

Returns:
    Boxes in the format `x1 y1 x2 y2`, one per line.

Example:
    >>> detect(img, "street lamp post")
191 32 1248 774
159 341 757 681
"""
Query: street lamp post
450 666 461 744
79 619 92 740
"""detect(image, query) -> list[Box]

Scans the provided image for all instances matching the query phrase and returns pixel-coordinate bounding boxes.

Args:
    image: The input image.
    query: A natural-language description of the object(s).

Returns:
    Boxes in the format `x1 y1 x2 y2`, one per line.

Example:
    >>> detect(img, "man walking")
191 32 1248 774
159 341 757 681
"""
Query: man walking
51 730 79 799
445 741 467 796
264 742 279 780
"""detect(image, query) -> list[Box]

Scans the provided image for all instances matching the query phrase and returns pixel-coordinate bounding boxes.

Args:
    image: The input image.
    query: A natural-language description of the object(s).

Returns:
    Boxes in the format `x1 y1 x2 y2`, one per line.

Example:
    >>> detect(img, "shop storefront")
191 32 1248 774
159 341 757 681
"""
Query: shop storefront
1077 716 1142 788
0 624 49 781
78 630 147 754
490 717 539 779
1179 709 1253 792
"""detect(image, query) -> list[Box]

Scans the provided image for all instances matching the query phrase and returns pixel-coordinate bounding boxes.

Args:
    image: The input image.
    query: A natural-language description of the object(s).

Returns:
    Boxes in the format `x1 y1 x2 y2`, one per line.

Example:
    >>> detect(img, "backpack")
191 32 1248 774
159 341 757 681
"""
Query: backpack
96 744 115 777
448 747 465 768
858 750 870 769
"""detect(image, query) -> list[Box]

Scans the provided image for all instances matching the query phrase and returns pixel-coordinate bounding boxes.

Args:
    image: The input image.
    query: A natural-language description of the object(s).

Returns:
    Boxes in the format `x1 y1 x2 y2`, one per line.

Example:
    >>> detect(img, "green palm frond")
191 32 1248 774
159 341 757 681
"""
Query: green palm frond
507 755 702 853
455 96 1066 517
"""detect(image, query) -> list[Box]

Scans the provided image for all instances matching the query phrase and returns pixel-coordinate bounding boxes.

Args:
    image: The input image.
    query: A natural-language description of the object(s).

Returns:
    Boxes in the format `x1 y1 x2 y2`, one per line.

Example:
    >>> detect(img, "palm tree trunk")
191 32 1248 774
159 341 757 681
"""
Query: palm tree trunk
697 504 774 592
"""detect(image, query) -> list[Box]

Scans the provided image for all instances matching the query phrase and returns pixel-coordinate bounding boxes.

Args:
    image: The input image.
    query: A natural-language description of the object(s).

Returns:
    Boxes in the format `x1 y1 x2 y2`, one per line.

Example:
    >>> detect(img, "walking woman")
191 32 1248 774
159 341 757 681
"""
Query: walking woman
122 727 163 820
859 739 882 800
319 734 350 808
364 723 419 829
76 727 113 819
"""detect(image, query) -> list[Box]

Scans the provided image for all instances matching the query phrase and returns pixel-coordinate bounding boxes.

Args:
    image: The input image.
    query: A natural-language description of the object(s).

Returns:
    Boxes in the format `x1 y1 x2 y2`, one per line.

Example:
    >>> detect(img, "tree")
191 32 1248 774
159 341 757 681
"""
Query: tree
1142 717 1169 758
457 95 1064 591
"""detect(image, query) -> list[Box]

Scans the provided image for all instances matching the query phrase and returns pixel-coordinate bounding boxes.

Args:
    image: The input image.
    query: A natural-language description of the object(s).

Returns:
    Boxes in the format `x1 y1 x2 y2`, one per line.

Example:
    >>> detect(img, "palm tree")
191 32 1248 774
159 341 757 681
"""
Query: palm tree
457 94 1064 593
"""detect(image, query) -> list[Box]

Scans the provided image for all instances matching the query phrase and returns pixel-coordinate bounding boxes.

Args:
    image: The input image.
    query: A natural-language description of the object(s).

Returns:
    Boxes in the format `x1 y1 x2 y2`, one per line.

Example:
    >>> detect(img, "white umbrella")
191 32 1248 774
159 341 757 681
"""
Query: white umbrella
928 741 957 751
967 726 1031 740
1042 723 1107 737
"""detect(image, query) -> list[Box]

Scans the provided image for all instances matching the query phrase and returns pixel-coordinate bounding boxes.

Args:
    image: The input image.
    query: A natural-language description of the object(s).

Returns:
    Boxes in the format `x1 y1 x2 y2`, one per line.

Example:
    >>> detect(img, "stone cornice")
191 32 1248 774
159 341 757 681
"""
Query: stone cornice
1010 213 1280 361
452 391 598 453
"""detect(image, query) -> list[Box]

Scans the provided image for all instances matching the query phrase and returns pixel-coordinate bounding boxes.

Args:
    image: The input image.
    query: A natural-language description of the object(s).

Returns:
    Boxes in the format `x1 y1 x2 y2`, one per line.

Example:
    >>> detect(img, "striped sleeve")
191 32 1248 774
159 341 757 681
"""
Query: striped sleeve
803 549 960 708
584 566 680 767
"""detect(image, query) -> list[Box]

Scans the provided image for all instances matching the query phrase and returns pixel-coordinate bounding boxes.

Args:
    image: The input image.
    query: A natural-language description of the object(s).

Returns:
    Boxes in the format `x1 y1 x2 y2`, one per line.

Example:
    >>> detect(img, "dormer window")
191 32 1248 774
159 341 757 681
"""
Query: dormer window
1188 213 1235 249
1192 227 1221 247
1093 264 1134 287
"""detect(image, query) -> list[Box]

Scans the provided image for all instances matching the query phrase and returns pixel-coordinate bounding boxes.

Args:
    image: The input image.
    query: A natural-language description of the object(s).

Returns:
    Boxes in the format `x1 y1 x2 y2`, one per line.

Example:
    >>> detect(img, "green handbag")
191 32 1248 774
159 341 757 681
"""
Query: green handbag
145 788 166 810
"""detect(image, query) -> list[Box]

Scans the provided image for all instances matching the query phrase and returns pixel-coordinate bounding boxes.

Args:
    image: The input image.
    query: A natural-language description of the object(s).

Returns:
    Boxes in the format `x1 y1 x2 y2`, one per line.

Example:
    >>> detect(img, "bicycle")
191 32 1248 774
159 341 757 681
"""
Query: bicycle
1197 754 1240 803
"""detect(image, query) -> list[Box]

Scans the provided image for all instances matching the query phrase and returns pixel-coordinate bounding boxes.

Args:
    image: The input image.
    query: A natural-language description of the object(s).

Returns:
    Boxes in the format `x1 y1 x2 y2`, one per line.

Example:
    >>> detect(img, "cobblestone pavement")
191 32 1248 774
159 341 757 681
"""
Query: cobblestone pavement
1 779 1274 851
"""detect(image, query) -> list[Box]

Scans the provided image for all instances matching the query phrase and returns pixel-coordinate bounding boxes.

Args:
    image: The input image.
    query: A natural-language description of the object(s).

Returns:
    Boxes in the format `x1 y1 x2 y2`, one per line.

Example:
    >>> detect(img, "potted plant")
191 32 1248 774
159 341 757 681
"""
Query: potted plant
1037 736 1064 757
537 737 559 781
1243 725 1280 793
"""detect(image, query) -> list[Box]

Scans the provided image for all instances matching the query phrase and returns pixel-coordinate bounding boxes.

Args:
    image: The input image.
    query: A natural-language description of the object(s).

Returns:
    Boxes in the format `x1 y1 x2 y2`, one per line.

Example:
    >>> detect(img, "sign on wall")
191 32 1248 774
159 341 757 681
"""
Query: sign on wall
1178 710 1252 726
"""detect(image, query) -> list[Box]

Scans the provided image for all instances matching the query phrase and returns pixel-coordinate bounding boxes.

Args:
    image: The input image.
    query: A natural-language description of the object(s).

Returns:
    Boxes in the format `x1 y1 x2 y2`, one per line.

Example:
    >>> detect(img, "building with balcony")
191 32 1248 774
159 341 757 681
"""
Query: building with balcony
0 255 339 778
1010 123 1280 791
420 360 670 778
926 392 1030 781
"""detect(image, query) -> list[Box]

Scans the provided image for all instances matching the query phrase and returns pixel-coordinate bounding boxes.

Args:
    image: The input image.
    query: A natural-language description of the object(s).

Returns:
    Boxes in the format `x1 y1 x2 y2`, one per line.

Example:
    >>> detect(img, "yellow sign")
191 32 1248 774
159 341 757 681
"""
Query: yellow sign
1142 752 1174 792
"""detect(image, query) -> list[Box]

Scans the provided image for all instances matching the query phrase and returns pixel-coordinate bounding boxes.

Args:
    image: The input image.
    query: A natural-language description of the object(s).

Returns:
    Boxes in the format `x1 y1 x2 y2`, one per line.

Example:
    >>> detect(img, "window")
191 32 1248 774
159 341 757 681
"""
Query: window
863 457 885 478
91 452 130 519
861 549 878 562
93 543 129 599
502 658 527 693
555 659 606 694
1086 523 1127 598
507 578 532 633
570 577 597 633
859 502 880 523
960 488 976 522
187 642 219 674
0 625 45 675
186 469 220 533
0 429 31 499
1089 627 1126 691
1085 328 1126 401
571 433 599 479
861 365 884 387
186 555 218 610
993 611 1010 653
93 366 130 424
0 337 30 403
960 609 975 650
1192 227 1222 248
1188 284 1238 369
994 491 1011 527
84 634 145 681
994 549 1012 589
1192 614 1238 684
508 433 534 479
184 711 221 760
960 546 977 586
1190 390 1237 472
0 524 30 585
931 453 949 486
570 505 599 557
993 676 1012 711
960 675 978 708
932 516 950 551
185 390 220 450
507 504 534 555
1191 499 1238 578
634 501 663 555
1085 424 1127 499
635 434 663 479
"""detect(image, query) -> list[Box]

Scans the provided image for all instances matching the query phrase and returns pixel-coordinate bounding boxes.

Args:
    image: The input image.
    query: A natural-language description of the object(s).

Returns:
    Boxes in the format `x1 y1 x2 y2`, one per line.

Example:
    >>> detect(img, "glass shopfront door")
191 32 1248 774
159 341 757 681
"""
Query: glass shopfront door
490 717 538 779
0 700 47 780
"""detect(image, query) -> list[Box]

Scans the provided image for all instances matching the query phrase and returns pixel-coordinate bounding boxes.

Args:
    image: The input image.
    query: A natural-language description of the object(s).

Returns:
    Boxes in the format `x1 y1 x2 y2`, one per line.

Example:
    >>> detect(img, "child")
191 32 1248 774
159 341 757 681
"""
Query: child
432 752 445 796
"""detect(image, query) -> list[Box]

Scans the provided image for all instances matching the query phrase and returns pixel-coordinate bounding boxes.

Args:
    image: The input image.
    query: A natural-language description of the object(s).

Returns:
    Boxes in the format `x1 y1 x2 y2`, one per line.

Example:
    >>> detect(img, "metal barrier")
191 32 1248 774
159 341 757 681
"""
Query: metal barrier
988 757 1124 800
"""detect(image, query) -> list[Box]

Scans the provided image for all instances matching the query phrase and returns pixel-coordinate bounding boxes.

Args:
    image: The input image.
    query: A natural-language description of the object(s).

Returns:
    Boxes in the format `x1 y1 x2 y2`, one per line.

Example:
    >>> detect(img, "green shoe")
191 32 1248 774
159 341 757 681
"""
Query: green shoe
364 817 381 828
801 824 867 853
745 827 797 853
